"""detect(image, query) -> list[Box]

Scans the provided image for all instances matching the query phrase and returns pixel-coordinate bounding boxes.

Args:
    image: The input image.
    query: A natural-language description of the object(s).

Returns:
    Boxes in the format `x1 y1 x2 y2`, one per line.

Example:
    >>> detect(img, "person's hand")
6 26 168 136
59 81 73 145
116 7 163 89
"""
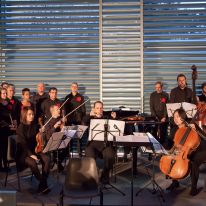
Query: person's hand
111 112 116 119
30 155 38 161
161 117 166 122
54 120 61 128
9 124 17 131
39 126 45 133
90 108 96 116
189 123 196 130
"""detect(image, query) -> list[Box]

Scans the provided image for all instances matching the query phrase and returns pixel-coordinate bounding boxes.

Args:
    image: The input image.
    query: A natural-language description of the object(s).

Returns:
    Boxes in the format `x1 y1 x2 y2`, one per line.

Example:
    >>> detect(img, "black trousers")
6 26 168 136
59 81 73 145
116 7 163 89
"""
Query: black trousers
85 141 115 172
0 133 9 168
190 140 206 189
24 153 50 183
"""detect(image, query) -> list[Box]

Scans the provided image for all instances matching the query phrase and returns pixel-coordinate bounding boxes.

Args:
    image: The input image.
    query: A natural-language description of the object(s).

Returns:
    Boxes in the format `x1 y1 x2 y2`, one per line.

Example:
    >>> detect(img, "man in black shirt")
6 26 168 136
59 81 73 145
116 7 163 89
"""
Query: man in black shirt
170 73 196 104
150 81 169 144
64 82 86 125
32 83 49 125
83 101 116 184
41 87 61 123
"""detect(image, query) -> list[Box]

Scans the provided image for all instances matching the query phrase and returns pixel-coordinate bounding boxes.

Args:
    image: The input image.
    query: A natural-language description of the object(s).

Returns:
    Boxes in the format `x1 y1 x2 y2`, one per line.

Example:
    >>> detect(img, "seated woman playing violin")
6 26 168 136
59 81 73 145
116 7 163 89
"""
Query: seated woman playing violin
164 108 206 196
16 107 50 194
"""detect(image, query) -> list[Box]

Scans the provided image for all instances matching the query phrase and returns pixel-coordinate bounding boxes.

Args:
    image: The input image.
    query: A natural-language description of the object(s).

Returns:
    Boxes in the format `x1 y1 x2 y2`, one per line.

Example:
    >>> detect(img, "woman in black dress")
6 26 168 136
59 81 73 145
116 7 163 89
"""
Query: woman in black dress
16 107 50 194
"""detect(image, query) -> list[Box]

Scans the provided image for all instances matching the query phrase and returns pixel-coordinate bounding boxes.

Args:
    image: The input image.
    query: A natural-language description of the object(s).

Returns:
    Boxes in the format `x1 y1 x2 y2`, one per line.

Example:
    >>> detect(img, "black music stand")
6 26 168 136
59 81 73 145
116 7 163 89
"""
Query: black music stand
115 133 151 206
89 119 126 196
43 131 74 173
61 125 88 156
135 132 166 203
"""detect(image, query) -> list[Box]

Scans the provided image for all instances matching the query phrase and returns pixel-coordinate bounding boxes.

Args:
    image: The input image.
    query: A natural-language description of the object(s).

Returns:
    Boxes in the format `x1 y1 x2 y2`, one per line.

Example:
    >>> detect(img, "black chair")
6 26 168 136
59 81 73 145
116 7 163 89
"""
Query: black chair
4 135 21 191
59 157 103 206
4 135 34 191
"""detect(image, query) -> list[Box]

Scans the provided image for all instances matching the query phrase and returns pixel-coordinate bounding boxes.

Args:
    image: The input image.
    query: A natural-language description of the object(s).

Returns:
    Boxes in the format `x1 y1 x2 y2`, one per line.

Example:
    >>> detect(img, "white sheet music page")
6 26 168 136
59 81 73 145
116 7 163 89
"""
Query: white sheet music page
146 133 168 154
133 132 150 142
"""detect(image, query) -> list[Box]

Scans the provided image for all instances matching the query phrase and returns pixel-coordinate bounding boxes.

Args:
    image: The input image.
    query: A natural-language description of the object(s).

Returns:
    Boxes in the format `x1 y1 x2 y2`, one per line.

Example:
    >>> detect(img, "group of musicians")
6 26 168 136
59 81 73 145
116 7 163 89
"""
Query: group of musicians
0 73 206 196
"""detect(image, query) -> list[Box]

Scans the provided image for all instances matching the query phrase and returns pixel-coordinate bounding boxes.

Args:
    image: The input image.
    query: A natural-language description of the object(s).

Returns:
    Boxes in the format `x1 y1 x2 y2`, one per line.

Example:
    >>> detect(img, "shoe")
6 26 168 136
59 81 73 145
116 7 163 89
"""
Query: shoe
38 180 50 195
166 181 179 191
190 187 198 196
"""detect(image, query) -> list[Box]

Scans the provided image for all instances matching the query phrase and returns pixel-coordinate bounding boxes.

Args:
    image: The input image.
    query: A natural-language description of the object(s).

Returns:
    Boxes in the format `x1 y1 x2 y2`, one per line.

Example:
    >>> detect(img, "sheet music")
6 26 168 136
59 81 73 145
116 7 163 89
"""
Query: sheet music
89 119 125 141
141 133 168 155
61 125 88 139
43 132 65 153
116 134 150 143
133 132 151 142
166 102 197 118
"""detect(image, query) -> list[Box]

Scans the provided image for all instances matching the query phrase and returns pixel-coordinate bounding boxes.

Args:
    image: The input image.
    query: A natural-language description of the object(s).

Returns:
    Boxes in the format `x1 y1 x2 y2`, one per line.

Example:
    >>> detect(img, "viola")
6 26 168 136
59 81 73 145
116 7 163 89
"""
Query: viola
159 126 200 179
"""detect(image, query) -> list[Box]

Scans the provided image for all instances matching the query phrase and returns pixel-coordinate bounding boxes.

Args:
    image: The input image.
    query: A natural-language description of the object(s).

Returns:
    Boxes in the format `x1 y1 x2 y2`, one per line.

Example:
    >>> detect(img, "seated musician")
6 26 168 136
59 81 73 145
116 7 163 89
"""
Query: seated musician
165 108 206 196
197 82 206 103
16 107 50 194
82 101 116 184
43 105 67 172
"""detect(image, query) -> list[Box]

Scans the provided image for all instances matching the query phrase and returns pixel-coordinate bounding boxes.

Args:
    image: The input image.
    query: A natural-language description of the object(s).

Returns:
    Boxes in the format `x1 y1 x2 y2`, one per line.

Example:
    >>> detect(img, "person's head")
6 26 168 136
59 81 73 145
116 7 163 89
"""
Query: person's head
37 82 45 95
177 74 187 89
173 108 187 128
93 101 103 117
70 82 78 95
155 81 163 93
0 88 7 100
49 87 57 100
50 105 60 118
21 107 34 124
201 82 206 95
7 84 15 99
22 88 30 101
1 82 8 89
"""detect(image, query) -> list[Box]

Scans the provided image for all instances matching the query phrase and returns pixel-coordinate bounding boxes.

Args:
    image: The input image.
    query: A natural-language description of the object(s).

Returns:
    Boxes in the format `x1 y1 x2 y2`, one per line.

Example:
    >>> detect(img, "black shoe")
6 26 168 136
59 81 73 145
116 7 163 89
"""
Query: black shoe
166 181 179 191
190 187 198 196
38 180 50 195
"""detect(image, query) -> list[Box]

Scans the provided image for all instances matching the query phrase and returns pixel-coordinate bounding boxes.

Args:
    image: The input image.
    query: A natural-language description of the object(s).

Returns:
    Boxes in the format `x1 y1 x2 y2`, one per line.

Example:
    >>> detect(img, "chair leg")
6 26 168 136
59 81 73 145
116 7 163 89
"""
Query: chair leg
17 170 21 191
4 163 9 187
59 188 64 206
100 189 103 206
89 197 92 205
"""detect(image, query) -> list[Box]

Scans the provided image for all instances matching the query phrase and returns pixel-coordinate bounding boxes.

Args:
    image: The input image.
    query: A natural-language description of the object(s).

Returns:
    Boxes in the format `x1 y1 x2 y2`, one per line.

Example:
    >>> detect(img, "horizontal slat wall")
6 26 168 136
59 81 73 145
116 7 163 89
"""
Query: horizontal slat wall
143 0 206 113
0 0 100 106
102 0 142 110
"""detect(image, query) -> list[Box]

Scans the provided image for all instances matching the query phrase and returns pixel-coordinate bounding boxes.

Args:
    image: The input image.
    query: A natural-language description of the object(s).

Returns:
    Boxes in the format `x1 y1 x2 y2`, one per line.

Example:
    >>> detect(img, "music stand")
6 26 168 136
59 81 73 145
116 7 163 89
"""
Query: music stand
135 132 166 203
115 133 151 206
88 119 126 196
62 125 88 156
166 102 197 118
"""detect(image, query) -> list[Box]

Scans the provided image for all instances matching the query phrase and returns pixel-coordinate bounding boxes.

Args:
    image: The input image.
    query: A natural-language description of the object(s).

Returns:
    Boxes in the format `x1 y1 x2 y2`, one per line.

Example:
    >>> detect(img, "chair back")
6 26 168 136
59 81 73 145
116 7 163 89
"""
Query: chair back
7 135 17 161
65 157 99 190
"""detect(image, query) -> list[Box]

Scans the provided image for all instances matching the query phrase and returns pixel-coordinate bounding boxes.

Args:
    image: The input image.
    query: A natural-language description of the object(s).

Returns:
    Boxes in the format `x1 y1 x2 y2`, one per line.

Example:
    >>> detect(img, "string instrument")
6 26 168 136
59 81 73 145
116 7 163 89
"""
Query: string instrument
120 115 145 121
35 98 89 153
191 65 206 130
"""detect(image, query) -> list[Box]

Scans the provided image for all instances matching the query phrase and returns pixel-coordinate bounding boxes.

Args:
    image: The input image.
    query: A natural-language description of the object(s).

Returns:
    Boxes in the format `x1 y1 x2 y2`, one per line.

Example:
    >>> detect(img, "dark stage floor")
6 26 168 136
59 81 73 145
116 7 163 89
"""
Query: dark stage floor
1 155 206 206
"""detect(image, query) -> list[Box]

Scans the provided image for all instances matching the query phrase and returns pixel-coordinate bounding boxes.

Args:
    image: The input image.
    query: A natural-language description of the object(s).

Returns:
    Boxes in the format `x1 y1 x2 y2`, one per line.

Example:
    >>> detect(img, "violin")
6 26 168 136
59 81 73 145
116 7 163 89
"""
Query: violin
121 115 145 121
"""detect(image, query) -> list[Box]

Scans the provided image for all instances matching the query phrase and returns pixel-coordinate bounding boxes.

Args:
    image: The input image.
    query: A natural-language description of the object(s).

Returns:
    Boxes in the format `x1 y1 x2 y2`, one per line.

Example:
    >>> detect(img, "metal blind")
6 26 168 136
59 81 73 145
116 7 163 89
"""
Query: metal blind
0 0 100 105
101 0 143 110
143 0 206 113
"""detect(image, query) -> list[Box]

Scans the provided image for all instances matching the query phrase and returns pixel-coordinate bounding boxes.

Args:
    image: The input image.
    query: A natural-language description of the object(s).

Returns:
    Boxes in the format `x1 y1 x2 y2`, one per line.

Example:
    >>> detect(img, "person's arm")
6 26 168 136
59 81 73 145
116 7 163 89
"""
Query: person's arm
170 88 175 103
150 93 156 117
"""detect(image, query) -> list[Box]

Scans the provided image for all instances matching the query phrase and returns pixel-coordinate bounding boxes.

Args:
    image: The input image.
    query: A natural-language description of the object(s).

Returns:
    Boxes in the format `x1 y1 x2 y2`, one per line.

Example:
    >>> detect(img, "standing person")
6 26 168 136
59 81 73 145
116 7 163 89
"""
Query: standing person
6 84 21 125
0 88 16 171
150 81 169 145
64 82 86 125
83 101 116 184
64 82 86 156
16 107 50 194
41 87 61 124
170 73 197 104
32 83 48 125
164 108 206 196
20 88 34 111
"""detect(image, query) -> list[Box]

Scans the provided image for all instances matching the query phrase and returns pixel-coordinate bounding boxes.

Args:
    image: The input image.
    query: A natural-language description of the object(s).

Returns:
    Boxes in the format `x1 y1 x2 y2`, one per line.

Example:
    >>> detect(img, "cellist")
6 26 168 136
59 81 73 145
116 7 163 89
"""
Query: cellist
166 108 206 196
